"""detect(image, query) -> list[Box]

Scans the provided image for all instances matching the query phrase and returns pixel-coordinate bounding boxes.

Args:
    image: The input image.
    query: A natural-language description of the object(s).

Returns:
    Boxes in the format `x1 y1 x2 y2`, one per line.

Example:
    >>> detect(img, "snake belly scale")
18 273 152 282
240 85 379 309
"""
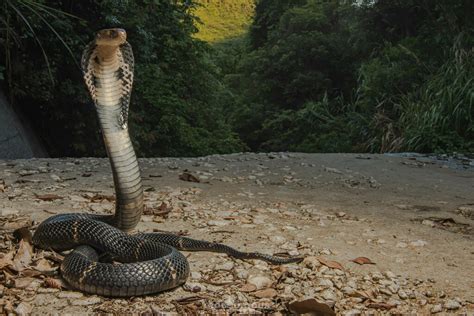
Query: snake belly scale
32 28 302 297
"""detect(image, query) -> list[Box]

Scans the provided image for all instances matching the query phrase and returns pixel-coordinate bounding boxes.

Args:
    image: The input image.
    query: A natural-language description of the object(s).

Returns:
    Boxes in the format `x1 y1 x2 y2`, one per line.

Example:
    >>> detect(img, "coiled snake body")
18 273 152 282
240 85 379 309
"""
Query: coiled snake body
32 29 301 297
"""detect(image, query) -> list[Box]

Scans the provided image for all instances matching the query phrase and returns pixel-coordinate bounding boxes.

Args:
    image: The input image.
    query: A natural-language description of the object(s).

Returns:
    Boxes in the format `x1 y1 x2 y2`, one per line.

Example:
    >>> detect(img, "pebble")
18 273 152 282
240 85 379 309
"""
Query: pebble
320 289 338 301
70 296 102 306
57 291 84 299
247 276 272 290
236 269 249 279
215 261 234 271
422 219 435 227
207 220 228 226
444 299 461 310
318 279 334 288
431 304 443 313
398 290 408 300
190 271 202 280
14 302 32 316
269 235 286 244
410 240 428 247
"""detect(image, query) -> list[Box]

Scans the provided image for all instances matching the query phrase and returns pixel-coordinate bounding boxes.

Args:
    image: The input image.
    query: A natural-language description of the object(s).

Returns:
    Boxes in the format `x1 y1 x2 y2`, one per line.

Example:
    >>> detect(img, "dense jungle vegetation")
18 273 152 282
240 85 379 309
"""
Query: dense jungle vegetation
1 0 473 157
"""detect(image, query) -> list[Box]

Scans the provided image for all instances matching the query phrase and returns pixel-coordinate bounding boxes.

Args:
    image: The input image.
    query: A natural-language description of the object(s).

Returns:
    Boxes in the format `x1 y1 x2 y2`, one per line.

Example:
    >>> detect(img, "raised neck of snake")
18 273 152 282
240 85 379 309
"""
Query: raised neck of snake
83 28 143 232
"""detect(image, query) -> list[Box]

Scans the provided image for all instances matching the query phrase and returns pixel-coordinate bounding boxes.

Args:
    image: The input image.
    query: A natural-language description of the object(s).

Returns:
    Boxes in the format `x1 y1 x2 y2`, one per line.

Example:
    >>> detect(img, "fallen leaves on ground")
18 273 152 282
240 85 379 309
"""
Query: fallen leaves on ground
318 257 344 270
351 257 375 265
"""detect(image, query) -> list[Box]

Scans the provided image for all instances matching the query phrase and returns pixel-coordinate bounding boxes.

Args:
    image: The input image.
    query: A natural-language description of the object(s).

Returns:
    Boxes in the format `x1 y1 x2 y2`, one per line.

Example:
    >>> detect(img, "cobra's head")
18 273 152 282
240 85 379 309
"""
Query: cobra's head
95 28 127 46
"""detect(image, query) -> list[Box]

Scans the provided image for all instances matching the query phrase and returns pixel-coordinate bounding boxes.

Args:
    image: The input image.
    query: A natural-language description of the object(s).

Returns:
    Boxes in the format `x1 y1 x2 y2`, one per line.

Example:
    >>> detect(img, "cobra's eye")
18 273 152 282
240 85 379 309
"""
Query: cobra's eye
109 30 118 38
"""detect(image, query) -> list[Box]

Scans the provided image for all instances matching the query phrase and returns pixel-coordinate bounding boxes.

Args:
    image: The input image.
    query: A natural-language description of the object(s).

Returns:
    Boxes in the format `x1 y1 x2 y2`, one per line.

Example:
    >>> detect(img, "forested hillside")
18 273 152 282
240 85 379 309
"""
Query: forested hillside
0 0 472 157
221 0 474 153
193 0 255 42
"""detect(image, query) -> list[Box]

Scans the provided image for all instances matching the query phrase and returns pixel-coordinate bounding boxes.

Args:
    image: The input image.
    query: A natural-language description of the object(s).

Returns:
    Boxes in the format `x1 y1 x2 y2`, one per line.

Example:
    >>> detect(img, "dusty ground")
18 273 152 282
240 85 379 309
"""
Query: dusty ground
0 153 473 315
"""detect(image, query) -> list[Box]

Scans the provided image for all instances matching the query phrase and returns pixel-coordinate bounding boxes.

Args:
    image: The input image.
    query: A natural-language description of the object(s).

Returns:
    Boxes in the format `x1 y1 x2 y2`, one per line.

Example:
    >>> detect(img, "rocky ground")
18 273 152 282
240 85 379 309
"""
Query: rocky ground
0 153 473 315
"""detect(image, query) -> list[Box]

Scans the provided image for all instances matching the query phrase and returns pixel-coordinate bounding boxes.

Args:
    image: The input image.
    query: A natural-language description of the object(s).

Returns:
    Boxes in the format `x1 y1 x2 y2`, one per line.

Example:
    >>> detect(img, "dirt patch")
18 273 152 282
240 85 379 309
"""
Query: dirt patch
0 153 473 314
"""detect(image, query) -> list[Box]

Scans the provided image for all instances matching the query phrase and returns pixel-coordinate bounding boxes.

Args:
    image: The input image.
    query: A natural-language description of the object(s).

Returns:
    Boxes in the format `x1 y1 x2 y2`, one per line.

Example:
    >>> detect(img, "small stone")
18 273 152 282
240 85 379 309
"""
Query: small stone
342 287 356 295
388 284 399 294
410 240 428 247
247 276 272 290
215 261 234 271
396 242 408 248
398 290 408 300
15 302 32 316
57 291 84 299
431 304 443 313
385 271 396 279
371 272 384 281
320 289 337 301
71 296 102 306
236 269 249 279
50 174 62 182
319 248 332 255
183 282 202 293
269 235 286 244
303 256 321 269
190 271 202 280
318 279 334 288
422 219 435 227
444 299 461 310
207 220 228 226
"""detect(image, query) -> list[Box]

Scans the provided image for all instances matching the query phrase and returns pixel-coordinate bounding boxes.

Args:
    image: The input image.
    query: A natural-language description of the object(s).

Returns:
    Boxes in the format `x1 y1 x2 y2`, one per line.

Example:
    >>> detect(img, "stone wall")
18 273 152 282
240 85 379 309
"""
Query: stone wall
0 89 47 158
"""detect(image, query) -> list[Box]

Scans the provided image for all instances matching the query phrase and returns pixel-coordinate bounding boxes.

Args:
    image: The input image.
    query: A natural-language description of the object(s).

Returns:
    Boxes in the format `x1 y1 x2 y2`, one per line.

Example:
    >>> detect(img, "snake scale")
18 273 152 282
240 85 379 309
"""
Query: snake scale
32 28 302 297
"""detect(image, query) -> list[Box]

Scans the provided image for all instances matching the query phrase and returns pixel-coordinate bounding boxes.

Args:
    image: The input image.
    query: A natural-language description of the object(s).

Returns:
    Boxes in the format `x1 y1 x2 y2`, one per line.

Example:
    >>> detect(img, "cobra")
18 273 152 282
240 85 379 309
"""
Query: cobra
32 28 302 297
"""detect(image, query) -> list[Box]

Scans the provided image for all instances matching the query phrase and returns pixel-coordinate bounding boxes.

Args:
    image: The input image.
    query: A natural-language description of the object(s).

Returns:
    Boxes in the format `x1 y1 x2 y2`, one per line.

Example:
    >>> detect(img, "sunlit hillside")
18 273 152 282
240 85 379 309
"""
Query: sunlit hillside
193 0 255 42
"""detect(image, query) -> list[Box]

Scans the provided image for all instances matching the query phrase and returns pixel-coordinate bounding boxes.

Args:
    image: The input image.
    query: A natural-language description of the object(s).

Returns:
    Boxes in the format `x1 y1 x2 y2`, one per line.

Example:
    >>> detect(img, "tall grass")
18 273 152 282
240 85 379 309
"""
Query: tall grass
397 42 473 152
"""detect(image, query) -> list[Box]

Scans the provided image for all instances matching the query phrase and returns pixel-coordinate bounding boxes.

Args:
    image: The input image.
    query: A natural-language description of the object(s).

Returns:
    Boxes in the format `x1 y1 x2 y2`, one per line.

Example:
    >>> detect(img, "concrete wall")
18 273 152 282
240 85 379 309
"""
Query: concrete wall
0 89 47 158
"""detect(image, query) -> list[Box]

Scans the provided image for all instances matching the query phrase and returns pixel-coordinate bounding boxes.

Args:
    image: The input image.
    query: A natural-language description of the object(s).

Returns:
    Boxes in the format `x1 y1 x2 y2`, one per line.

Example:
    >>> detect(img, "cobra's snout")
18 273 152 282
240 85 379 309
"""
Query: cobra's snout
95 28 127 46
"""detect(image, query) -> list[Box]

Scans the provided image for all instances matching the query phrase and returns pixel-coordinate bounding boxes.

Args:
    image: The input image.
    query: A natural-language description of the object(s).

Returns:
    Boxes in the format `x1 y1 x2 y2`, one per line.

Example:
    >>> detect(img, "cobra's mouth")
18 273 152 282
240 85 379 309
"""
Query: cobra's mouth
95 28 127 46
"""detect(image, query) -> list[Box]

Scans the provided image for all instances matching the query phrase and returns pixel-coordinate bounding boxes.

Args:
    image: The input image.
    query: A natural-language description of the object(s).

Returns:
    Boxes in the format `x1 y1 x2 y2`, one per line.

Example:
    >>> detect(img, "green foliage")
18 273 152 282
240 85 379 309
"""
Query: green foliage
193 0 255 42
218 0 473 154
1 0 244 157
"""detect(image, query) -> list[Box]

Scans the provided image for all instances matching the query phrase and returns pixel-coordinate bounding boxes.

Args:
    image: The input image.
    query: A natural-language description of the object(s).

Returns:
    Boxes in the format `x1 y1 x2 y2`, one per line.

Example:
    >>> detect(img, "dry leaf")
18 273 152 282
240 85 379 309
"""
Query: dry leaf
14 277 36 289
0 179 5 192
179 172 200 183
240 283 257 292
12 239 34 271
350 257 375 265
2 217 32 230
318 257 344 270
33 258 57 273
0 251 15 269
288 298 336 316
35 194 63 201
254 288 278 298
